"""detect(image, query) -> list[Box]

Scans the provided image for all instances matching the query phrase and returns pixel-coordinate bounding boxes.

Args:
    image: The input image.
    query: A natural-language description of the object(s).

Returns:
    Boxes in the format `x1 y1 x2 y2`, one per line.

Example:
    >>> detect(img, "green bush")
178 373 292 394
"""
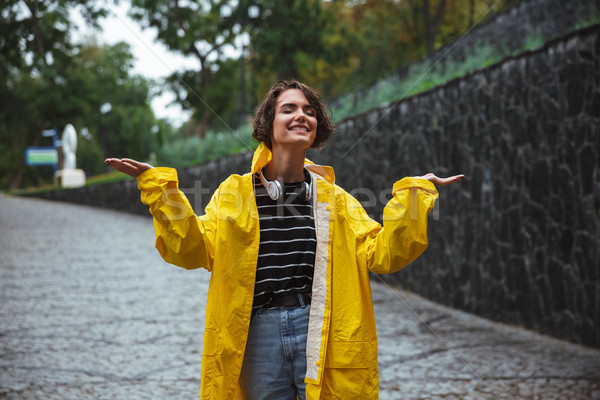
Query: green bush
157 125 257 168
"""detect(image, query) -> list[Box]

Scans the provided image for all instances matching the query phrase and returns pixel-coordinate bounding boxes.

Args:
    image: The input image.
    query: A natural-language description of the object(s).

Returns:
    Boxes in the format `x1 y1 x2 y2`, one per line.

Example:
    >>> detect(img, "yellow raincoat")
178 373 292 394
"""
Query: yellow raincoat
137 144 439 399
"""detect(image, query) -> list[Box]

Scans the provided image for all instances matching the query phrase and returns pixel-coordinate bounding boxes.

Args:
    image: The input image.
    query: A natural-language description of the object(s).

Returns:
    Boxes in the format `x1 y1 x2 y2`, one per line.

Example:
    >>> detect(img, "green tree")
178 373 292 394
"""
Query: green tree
247 0 357 98
129 0 243 136
344 0 417 87
340 0 503 90
0 0 163 189
0 0 109 188
67 41 159 163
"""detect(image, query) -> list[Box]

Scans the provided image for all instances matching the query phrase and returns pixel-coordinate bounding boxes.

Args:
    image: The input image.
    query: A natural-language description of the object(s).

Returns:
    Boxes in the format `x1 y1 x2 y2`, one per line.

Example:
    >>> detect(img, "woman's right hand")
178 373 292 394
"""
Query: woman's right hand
104 158 153 178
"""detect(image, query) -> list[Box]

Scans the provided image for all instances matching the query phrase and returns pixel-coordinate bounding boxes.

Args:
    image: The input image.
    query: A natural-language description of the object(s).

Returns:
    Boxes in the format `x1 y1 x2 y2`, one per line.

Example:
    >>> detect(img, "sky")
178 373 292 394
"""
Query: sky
73 2 197 127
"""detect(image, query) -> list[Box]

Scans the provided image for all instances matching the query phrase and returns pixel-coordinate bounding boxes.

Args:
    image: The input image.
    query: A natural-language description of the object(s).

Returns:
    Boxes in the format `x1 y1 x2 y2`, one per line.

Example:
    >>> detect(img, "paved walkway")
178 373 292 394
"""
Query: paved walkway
1 194 598 399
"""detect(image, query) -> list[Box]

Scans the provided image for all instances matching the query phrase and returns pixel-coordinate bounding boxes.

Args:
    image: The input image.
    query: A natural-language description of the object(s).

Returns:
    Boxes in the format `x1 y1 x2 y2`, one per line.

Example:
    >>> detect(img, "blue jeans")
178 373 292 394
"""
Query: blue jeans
239 305 310 400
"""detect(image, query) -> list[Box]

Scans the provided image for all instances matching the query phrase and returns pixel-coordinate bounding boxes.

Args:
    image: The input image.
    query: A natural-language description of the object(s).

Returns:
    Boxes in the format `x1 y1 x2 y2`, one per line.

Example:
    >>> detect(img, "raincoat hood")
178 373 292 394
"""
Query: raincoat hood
251 143 336 185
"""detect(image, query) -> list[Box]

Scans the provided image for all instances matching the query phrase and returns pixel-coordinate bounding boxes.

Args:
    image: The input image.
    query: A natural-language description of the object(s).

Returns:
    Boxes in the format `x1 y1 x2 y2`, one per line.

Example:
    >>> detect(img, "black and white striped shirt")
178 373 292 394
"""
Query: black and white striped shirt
252 172 316 310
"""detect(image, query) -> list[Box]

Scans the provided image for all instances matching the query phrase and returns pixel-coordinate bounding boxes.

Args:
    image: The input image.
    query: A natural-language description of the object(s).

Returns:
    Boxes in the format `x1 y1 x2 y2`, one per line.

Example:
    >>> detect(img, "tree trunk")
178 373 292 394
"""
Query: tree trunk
198 109 212 138
422 0 447 54
423 0 433 53
469 0 476 28
9 169 23 190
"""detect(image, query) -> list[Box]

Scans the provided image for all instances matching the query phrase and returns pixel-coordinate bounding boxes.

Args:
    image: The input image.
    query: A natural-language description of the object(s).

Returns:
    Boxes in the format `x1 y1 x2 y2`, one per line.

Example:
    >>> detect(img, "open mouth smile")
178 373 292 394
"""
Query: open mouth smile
289 125 310 132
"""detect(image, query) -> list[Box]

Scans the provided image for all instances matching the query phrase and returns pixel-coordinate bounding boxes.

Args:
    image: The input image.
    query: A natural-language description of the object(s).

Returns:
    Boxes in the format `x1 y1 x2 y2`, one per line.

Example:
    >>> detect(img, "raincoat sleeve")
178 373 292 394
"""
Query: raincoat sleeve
347 177 439 274
136 167 218 271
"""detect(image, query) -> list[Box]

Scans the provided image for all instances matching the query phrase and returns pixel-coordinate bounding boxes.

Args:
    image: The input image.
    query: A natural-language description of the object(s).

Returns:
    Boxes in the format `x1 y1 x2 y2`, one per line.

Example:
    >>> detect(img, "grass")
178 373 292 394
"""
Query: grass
574 3 600 30
84 171 133 185
329 41 507 122
156 124 257 168
7 184 57 196
7 170 132 196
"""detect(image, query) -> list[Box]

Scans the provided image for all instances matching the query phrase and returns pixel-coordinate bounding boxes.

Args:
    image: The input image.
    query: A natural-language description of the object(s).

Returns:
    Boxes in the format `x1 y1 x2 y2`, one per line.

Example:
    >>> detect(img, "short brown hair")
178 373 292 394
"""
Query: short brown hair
252 80 335 149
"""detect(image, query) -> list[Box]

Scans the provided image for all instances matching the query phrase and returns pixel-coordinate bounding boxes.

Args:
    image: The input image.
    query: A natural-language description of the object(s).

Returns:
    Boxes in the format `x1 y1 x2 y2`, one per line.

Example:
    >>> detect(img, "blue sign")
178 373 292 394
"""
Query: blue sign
25 147 58 166
26 128 59 173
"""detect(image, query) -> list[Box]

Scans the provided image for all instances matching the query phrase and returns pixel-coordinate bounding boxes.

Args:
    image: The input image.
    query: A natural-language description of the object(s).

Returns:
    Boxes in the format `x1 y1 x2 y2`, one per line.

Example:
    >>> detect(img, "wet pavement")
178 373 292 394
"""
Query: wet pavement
1 193 599 399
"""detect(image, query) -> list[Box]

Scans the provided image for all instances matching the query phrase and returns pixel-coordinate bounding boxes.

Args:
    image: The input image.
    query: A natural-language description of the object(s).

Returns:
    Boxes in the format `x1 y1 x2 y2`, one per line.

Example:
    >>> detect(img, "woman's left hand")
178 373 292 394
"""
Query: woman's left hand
415 173 466 186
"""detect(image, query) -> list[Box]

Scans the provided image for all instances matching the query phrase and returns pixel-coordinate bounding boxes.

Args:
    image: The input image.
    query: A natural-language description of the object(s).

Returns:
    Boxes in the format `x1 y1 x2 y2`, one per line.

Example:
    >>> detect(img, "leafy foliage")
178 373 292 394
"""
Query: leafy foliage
129 0 243 136
0 1 163 189
157 124 256 168
247 0 358 98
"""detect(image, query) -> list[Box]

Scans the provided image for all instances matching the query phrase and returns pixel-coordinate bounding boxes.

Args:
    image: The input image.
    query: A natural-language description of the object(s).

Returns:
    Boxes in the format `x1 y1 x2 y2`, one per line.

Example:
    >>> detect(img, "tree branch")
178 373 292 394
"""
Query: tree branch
23 0 47 65
433 0 447 32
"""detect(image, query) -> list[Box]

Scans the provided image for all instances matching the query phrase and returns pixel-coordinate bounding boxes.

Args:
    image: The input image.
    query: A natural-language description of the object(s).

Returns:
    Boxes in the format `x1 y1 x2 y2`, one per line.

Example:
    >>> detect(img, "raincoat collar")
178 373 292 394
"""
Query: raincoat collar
250 143 335 185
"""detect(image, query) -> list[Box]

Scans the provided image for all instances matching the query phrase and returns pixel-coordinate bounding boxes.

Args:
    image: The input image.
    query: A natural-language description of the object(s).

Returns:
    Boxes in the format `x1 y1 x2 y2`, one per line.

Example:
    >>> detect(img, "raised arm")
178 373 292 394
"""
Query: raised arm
352 174 464 274
105 158 217 271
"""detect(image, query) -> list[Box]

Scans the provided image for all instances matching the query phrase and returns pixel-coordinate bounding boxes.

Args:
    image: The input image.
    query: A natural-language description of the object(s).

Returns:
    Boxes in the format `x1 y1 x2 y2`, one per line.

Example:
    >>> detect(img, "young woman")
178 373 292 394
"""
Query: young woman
106 80 464 399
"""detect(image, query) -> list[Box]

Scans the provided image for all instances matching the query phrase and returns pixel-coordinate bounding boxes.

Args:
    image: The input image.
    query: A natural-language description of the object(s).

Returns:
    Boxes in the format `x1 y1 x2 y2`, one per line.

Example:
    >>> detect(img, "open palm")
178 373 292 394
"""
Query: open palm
415 173 466 186
105 158 153 178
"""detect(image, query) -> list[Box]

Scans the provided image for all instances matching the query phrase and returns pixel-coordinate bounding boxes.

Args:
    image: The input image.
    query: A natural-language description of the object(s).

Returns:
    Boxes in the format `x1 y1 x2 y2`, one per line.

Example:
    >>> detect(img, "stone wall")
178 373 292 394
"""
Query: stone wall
308 25 600 347
29 25 600 347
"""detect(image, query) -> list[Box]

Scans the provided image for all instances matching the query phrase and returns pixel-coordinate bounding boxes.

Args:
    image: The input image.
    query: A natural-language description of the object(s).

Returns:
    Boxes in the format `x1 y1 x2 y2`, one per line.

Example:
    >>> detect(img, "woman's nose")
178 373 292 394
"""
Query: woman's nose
294 111 307 121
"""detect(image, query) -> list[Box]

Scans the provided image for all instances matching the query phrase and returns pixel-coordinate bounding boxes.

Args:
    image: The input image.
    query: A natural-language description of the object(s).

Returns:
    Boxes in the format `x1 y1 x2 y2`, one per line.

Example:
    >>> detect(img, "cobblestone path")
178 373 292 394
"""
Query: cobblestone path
1 194 599 399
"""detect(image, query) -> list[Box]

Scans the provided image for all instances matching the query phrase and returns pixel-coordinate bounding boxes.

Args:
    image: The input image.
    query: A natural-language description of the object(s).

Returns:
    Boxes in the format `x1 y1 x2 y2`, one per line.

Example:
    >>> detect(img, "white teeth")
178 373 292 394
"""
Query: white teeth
291 127 308 131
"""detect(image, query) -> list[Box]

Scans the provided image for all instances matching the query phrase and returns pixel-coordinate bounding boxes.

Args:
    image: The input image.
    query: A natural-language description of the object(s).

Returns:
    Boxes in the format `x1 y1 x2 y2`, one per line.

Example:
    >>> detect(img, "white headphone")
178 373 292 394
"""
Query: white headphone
260 166 312 202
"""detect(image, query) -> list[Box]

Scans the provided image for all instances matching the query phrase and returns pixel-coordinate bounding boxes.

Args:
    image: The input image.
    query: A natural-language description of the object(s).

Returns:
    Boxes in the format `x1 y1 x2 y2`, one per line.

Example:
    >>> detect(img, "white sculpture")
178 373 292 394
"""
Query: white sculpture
62 124 78 170
55 124 86 188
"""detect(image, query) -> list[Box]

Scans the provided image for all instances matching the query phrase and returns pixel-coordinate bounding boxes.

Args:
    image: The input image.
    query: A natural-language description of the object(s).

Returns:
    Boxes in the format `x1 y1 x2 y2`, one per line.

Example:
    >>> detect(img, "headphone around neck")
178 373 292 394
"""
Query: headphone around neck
259 167 312 203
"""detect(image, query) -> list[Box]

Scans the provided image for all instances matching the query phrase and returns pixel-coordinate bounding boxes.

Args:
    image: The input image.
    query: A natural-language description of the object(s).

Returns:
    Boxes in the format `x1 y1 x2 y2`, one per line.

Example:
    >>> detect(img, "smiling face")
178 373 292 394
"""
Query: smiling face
270 89 318 153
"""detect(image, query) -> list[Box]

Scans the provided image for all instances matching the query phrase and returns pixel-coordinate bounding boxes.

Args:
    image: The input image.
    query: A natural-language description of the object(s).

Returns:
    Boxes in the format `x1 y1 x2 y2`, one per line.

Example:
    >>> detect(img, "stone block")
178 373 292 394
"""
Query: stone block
54 169 86 188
